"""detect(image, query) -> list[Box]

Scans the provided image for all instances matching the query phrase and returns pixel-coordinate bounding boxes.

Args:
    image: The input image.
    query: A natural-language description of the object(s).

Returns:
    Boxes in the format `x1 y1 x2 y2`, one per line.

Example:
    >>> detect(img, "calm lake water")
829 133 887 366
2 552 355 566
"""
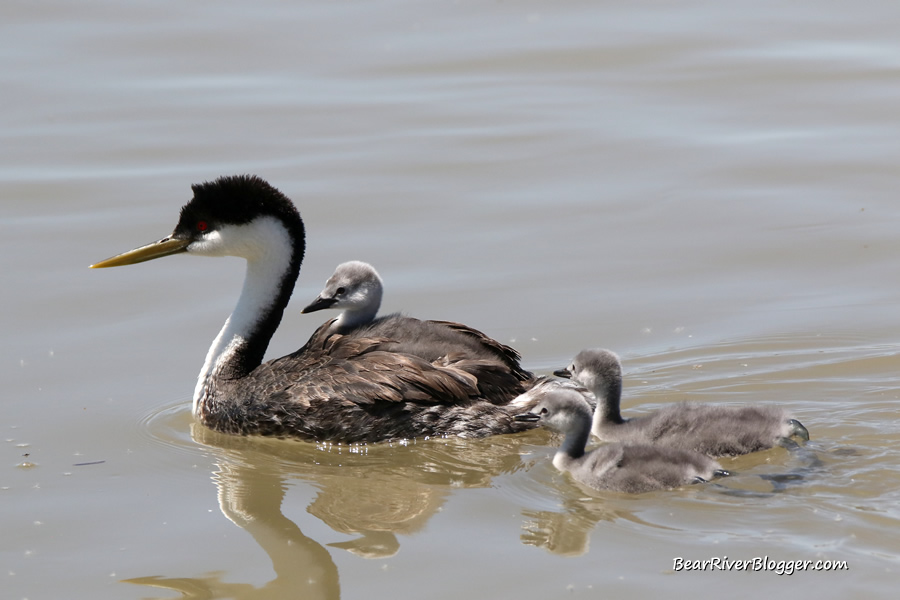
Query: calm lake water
4 1 900 598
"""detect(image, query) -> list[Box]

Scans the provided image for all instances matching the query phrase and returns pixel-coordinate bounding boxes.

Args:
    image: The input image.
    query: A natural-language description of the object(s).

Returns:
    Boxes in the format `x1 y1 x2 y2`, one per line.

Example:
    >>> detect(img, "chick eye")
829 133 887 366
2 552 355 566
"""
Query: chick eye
197 221 209 232
539 407 548 415
335 287 346 296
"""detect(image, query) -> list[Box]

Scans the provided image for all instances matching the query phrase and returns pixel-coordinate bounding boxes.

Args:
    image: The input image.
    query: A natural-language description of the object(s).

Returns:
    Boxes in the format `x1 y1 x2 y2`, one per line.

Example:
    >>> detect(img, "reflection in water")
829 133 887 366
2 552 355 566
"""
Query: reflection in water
126 429 342 599
515 440 827 556
126 422 546 598
514 458 699 557
127 402 830 599
310 473 442 558
519 486 689 556
709 442 827 498
521 500 620 557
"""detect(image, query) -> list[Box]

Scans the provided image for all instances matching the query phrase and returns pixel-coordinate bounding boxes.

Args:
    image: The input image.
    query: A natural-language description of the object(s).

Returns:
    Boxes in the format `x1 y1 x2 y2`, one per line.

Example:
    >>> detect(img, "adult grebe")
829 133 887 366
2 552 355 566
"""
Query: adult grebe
554 348 810 457
514 381 729 493
91 175 536 443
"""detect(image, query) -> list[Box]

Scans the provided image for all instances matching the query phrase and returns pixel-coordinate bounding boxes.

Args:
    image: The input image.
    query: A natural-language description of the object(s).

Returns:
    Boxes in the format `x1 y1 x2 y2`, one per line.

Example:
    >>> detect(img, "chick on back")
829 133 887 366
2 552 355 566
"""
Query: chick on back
90 177 539 443
514 381 728 494
301 260 533 404
555 348 810 457
301 260 383 333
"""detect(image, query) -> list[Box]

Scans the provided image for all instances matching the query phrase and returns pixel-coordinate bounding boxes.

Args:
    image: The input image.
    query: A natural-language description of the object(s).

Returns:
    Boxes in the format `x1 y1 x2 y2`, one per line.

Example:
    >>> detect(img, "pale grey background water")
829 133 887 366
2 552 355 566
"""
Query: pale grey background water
3 1 900 598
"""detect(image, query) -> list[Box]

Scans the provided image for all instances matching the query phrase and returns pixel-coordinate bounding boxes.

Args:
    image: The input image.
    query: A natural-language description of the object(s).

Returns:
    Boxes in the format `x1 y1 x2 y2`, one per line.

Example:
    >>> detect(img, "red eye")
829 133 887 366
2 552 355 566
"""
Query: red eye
197 221 208 232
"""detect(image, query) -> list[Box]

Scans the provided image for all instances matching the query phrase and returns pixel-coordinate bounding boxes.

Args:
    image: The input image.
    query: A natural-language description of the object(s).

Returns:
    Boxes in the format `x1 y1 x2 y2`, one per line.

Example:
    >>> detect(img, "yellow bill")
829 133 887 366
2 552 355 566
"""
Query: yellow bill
90 237 191 268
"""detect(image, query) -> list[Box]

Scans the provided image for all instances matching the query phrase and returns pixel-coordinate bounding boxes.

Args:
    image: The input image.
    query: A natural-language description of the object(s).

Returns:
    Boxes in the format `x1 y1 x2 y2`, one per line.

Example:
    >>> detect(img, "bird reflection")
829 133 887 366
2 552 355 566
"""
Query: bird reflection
513 439 824 556
124 422 539 599
520 499 666 557
126 426 342 600
125 408 826 600
309 473 440 558
512 445 680 557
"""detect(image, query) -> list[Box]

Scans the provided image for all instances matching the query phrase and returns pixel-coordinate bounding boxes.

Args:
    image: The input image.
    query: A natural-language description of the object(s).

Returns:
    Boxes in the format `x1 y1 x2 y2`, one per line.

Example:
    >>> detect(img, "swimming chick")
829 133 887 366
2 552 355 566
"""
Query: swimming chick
554 348 810 457
514 381 729 493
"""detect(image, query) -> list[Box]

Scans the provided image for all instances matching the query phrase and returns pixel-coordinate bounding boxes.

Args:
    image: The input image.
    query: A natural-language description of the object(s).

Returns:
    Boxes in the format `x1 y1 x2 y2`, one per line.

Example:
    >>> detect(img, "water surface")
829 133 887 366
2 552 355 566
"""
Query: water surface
3 1 900 598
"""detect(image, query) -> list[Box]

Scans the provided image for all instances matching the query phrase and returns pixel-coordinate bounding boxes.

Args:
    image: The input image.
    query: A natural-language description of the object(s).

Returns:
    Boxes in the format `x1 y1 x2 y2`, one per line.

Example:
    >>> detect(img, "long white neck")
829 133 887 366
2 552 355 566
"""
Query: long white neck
192 218 295 415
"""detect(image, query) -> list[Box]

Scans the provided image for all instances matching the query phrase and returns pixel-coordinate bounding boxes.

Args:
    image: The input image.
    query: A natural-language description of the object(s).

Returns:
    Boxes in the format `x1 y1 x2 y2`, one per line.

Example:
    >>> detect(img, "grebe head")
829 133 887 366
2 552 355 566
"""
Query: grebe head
90 175 305 268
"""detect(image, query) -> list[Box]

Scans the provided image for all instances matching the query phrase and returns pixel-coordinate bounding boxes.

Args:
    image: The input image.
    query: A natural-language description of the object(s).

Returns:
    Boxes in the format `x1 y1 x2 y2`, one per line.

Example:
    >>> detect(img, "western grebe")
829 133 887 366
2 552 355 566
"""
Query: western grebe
91 175 536 443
